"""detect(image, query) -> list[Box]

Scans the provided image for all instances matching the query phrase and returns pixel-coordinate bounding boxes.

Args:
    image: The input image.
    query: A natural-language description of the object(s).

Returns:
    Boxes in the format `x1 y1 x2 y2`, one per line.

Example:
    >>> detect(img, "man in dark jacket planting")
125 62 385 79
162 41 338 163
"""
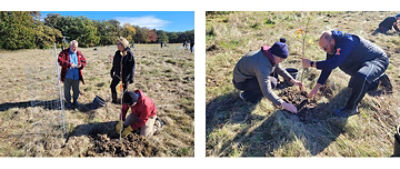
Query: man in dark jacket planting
58 40 86 109
232 38 303 114
375 14 400 34
110 37 135 103
302 30 391 117
115 90 160 137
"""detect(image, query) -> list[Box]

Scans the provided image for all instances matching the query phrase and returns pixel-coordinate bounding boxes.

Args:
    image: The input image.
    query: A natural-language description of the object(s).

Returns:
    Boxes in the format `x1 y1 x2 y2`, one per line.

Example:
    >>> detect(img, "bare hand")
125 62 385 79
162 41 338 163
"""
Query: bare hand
308 86 319 98
281 102 298 114
291 79 303 91
302 59 311 68
71 64 77 68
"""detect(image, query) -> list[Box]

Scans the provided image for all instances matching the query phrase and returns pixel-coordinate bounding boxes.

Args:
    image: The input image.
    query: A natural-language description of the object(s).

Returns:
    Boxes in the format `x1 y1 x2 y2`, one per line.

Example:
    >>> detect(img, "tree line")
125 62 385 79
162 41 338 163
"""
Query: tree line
0 11 194 50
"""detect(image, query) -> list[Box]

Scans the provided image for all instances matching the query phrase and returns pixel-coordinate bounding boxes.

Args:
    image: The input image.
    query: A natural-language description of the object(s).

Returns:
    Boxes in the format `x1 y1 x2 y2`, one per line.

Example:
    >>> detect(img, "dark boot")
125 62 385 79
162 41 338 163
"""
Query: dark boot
379 73 392 92
393 125 400 157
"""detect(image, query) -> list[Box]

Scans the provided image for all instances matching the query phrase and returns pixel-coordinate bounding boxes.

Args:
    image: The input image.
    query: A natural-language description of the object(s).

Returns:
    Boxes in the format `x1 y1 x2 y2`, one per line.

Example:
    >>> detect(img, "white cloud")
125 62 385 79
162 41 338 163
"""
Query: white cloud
115 16 169 29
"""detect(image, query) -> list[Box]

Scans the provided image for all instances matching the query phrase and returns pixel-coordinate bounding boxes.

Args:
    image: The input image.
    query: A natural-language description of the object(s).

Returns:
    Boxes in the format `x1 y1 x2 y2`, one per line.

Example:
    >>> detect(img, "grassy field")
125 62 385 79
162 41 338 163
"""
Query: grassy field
0 43 194 157
206 11 400 157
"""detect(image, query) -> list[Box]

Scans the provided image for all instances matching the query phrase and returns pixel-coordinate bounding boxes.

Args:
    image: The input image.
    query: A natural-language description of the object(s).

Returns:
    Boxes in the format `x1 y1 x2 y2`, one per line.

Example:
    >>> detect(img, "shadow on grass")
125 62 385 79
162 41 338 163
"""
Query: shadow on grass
0 99 62 111
371 29 400 36
0 98 106 113
66 120 119 143
207 89 354 157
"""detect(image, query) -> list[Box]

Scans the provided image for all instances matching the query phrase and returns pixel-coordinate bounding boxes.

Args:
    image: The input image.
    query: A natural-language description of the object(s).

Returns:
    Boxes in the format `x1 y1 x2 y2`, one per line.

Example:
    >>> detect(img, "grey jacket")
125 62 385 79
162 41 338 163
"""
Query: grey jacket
233 48 293 106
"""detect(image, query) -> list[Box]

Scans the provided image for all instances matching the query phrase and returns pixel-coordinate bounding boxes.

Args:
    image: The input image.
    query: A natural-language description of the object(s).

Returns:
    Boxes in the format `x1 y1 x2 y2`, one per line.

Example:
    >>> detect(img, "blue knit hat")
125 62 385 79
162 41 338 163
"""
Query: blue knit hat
270 38 289 59
123 91 139 105
396 14 400 18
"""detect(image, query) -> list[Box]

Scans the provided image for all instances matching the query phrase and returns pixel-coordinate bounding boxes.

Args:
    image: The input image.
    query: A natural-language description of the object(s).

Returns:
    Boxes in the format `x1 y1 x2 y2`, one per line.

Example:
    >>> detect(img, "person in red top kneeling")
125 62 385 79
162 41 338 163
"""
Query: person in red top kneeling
116 90 160 137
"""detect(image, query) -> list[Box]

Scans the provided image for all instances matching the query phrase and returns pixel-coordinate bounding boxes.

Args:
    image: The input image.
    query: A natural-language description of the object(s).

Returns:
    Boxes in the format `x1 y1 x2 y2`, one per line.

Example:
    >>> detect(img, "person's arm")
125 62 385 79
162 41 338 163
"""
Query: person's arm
256 70 282 106
307 69 332 98
276 64 303 90
110 53 117 78
128 52 135 83
316 69 333 85
394 22 400 32
120 104 129 121
315 46 352 70
78 52 86 69
275 64 293 81
309 83 323 98
122 57 131 84
58 51 71 68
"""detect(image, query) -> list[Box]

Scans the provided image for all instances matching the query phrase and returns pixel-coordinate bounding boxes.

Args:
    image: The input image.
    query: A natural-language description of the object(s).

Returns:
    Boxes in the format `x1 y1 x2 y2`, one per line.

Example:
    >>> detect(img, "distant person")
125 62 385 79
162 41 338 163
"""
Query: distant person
374 14 400 35
160 41 163 48
115 90 161 137
182 41 188 50
302 30 391 117
58 40 86 109
190 40 194 53
232 38 303 113
110 37 135 104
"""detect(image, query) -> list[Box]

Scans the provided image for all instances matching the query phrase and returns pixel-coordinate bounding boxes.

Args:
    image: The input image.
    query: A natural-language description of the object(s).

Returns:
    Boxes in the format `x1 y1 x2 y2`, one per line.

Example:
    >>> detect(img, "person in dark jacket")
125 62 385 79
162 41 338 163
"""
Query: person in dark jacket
110 37 135 103
232 38 303 113
58 40 86 109
302 30 391 117
375 14 400 34
115 90 160 137
190 40 194 53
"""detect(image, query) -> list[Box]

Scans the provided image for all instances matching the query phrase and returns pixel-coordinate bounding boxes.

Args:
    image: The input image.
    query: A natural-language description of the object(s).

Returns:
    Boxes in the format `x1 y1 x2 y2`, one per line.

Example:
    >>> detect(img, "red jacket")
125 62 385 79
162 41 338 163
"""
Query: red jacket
120 90 157 130
58 48 86 84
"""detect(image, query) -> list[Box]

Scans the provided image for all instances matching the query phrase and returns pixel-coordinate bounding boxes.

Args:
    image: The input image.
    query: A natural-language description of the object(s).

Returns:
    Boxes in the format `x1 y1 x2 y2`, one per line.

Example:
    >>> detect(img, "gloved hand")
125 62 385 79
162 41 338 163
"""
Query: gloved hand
121 126 133 138
115 120 123 134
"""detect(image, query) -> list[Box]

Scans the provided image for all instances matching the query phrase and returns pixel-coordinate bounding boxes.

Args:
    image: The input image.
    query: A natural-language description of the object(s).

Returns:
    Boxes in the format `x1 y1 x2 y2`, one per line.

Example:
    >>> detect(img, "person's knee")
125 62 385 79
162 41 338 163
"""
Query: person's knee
349 72 367 88
140 128 154 137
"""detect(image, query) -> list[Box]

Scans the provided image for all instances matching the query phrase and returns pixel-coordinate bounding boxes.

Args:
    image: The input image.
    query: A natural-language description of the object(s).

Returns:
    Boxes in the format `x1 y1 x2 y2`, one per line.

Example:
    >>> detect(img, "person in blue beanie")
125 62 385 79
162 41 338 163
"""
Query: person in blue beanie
374 14 400 35
232 38 303 113
302 30 392 117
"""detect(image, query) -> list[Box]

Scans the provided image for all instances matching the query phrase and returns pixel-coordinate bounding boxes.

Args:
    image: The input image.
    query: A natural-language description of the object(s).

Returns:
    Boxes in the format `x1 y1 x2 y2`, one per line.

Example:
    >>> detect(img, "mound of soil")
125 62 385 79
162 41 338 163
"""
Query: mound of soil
278 85 333 122
319 84 333 98
69 121 159 157
279 89 319 122
85 133 158 157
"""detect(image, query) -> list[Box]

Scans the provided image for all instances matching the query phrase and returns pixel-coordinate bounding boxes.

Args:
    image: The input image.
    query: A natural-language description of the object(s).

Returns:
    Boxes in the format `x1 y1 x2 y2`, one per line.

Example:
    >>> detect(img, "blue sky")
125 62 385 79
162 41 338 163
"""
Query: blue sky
40 11 194 32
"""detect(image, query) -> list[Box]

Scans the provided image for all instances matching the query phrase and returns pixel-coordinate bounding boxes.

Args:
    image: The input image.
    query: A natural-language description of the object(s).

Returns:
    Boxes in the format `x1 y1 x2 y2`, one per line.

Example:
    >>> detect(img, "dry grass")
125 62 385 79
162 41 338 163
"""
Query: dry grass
0 43 194 157
206 11 400 157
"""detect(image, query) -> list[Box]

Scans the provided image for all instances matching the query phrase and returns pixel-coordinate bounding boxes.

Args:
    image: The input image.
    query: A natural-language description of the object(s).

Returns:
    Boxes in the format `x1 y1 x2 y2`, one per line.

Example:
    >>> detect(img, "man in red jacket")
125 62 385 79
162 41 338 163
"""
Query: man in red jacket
116 90 160 137
58 40 86 109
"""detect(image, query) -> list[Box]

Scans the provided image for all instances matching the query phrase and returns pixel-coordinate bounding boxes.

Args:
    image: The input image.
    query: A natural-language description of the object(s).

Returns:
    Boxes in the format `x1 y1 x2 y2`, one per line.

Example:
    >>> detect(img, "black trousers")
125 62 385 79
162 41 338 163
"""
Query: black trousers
110 77 128 96
345 58 388 110
233 76 278 103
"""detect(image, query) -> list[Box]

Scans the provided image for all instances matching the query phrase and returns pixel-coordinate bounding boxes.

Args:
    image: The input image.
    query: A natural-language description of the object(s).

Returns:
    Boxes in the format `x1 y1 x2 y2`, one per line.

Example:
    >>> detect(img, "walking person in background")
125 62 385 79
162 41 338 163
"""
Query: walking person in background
110 37 135 104
58 40 86 109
